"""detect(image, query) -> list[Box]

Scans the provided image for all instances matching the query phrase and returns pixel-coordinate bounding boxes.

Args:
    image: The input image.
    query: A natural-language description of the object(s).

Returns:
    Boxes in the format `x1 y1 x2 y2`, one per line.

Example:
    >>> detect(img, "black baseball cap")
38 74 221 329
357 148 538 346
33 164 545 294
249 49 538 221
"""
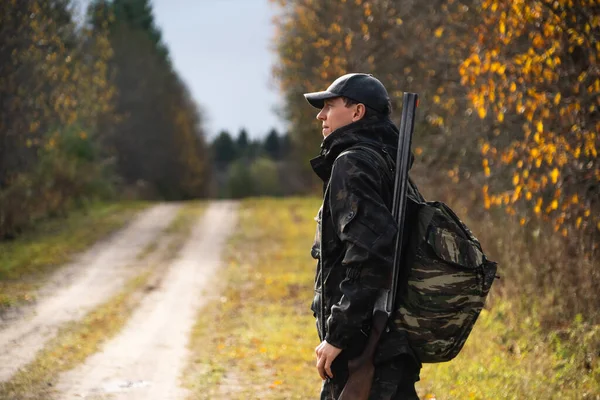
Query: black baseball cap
304 73 390 114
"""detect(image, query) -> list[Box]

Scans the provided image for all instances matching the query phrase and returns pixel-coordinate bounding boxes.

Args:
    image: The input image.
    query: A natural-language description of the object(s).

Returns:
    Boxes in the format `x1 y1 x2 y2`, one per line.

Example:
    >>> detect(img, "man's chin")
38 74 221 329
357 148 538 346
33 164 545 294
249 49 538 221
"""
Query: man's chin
322 129 331 137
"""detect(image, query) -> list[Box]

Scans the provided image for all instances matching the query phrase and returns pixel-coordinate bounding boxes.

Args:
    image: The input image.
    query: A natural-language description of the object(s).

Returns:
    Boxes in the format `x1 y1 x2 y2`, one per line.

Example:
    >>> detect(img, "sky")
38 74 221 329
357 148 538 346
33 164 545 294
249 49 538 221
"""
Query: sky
152 0 286 139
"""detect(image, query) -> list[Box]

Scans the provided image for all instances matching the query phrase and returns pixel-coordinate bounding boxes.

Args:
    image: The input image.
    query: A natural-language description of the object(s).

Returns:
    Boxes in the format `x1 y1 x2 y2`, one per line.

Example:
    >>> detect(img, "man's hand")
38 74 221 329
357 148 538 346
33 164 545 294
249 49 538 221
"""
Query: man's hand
315 340 342 380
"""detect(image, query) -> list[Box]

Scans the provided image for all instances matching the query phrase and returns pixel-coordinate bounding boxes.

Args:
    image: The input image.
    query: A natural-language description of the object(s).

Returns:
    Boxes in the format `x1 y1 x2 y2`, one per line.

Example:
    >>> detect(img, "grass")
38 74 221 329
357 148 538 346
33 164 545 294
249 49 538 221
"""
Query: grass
184 197 599 400
419 301 600 399
0 201 205 400
0 201 149 309
184 197 321 399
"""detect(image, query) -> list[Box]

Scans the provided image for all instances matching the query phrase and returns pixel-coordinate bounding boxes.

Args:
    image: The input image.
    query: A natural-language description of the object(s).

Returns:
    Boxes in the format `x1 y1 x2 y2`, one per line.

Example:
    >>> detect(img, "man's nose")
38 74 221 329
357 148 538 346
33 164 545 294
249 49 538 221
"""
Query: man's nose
316 109 326 121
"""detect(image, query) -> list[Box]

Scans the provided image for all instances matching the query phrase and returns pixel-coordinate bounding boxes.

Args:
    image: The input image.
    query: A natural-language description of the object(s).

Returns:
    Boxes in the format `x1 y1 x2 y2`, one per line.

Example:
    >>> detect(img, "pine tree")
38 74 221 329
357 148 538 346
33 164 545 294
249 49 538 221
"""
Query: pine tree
264 128 281 160
212 130 238 167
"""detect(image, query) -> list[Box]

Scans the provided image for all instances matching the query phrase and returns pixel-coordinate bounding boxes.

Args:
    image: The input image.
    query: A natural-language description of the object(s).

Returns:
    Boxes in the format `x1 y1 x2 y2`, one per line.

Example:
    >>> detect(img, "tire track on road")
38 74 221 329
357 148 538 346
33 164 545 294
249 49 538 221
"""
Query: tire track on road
0 204 181 383
55 201 238 400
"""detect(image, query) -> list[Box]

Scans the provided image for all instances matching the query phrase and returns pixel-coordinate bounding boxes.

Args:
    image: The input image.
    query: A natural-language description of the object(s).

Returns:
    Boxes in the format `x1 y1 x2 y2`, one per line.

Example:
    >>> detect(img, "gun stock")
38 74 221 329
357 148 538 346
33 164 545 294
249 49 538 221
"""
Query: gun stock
338 93 418 400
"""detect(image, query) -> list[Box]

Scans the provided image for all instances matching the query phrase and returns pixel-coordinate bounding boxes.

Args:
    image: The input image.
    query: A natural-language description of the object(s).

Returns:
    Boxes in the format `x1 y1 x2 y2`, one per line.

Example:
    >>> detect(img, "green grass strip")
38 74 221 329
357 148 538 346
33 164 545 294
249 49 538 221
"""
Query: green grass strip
0 202 149 309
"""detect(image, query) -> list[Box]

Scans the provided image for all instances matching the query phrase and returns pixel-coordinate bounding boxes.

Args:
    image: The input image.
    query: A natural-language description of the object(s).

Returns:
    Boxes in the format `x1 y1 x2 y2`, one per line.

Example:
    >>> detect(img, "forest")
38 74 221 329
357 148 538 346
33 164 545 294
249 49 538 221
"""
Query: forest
0 1 598 397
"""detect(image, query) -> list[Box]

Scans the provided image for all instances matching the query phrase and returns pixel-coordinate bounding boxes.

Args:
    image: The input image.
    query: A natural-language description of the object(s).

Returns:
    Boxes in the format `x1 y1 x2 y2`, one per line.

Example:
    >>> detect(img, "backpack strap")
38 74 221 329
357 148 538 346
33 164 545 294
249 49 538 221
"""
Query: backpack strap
337 145 394 185
336 145 425 203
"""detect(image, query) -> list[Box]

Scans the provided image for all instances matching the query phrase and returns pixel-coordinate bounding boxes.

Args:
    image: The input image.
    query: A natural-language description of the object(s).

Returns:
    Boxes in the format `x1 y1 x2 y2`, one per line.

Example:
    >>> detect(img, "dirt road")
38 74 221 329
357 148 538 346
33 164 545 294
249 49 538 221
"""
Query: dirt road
0 201 238 399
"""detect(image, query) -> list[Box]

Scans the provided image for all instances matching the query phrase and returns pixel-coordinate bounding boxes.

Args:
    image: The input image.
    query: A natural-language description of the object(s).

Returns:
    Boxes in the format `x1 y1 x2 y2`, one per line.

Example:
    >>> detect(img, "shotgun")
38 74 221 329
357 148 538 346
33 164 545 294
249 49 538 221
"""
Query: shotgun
338 92 419 400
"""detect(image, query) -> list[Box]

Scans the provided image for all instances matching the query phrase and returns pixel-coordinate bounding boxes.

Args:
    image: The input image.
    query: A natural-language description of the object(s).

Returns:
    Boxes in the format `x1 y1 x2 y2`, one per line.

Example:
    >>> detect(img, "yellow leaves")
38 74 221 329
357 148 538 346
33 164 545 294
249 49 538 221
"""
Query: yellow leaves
512 173 519 185
482 158 490 176
481 142 491 155
554 93 561 105
499 21 506 35
363 5 372 17
361 22 369 36
497 111 504 122
434 27 444 38
550 168 559 184
571 194 579 204
344 34 353 50
534 198 543 214
329 23 342 34
536 121 543 133
478 106 487 119
395 18 403 26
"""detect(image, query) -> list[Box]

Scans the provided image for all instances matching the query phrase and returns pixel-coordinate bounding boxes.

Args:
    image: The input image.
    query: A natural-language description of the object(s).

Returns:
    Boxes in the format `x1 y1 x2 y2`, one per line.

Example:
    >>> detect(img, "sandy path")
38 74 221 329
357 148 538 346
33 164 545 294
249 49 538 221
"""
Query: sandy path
0 204 181 383
55 201 238 400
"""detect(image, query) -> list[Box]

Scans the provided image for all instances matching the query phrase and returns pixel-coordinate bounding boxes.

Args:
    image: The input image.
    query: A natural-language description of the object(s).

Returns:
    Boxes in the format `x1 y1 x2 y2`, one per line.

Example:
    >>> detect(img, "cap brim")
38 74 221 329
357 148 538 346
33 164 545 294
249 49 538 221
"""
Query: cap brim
303 91 339 109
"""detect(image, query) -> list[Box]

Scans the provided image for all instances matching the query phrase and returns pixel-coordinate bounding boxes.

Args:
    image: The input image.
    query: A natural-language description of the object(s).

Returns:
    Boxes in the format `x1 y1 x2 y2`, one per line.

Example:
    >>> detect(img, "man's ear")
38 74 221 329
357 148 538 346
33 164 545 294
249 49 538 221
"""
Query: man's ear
352 104 366 121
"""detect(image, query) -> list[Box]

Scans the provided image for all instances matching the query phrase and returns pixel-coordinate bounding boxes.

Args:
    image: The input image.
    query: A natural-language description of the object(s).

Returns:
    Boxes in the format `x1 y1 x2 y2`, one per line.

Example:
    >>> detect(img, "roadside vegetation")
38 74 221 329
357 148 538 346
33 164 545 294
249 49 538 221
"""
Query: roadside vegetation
184 198 599 399
0 202 148 310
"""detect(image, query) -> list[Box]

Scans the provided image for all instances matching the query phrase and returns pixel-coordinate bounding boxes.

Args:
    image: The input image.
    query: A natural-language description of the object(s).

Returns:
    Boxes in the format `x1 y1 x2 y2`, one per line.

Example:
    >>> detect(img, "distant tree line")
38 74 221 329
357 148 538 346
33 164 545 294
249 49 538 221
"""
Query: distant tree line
210 128 299 198
0 0 210 238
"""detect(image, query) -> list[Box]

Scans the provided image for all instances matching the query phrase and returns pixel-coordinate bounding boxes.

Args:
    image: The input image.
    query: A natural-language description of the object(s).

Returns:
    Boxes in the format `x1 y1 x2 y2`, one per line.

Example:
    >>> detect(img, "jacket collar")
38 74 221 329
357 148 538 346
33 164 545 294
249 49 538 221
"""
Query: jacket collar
310 118 399 183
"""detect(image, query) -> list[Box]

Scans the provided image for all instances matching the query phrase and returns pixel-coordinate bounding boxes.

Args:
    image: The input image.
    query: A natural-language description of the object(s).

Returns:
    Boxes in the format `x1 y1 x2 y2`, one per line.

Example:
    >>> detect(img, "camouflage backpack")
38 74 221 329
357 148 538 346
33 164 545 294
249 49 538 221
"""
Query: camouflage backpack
394 199 498 363
353 145 498 363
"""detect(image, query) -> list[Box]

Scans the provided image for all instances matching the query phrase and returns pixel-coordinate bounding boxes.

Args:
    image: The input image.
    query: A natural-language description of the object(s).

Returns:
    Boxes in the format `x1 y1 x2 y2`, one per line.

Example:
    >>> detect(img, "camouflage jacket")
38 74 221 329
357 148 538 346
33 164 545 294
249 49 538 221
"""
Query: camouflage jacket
310 118 421 365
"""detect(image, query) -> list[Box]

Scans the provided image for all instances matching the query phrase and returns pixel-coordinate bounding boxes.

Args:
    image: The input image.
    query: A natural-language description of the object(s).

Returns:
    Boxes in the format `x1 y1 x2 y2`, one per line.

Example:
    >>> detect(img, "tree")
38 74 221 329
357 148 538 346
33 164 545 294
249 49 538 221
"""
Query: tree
94 0 210 199
211 130 238 166
270 0 599 324
264 128 282 159
0 0 115 236
271 0 484 187
236 128 250 157
460 0 599 240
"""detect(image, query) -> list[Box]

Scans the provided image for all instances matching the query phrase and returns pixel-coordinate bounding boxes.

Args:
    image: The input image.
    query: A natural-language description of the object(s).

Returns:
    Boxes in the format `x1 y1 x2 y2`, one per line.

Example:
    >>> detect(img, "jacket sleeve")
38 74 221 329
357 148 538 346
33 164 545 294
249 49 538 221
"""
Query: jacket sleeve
324 151 398 349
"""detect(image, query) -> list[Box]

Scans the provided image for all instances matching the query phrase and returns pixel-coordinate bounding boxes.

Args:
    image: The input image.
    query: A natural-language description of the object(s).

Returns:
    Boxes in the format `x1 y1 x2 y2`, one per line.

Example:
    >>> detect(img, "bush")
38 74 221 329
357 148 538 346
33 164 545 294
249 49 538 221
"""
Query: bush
0 126 116 239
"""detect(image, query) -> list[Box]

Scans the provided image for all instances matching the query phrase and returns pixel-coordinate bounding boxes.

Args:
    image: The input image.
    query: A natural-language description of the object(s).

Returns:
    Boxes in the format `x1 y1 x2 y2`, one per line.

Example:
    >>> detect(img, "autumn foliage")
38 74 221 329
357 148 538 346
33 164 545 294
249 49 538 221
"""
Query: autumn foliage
462 0 599 240
271 0 599 323
0 0 116 237
0 0 210 238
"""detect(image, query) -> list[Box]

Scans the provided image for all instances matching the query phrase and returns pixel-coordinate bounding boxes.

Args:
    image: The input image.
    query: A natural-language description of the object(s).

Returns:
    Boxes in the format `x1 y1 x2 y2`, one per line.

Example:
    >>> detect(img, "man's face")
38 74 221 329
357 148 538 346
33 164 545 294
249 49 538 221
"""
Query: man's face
316 97 360 137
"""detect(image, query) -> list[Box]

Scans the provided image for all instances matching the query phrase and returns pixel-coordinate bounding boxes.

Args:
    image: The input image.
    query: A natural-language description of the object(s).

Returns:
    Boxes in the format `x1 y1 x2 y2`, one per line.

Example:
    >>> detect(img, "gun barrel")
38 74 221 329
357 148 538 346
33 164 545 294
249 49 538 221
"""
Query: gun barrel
387 93 418 314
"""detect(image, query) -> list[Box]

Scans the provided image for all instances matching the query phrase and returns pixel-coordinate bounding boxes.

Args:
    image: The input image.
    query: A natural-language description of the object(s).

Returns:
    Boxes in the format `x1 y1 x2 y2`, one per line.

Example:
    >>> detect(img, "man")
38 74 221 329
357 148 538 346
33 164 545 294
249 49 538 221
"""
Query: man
305 73 422 400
